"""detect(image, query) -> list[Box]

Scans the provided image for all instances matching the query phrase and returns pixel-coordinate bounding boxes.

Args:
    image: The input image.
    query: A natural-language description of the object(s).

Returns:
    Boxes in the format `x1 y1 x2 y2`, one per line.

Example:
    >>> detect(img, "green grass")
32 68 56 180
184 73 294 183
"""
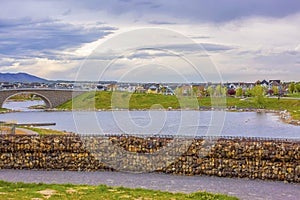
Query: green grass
0 107 8 112
19 127 69 135
57 91 199 110
0 180 238 200
56 91 300 120
286 93 300 98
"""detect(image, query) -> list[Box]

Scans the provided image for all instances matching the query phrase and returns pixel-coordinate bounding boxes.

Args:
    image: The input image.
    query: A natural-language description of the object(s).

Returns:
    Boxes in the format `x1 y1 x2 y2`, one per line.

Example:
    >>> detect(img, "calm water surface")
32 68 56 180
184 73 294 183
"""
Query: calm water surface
1 101 300 138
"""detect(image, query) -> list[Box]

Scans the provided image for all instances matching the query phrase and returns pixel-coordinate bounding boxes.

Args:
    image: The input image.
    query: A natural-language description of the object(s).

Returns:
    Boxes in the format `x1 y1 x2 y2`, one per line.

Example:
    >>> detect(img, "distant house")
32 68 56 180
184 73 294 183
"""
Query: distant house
1 84 15 90
127 86 136 93
135 86 146 93
269 80 281 87
107 84 117 91
161 86 175 95
97 84 107 91
269 80 280 84
147 85 159 94
227 83 237 89
191 85 205 96
260 80 269 87
266 80 280 92
180 85 193 96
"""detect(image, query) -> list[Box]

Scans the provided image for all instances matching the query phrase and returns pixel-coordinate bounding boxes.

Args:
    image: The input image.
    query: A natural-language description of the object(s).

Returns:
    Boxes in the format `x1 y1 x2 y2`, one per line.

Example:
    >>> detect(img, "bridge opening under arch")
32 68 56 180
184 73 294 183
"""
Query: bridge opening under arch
2 92 52 110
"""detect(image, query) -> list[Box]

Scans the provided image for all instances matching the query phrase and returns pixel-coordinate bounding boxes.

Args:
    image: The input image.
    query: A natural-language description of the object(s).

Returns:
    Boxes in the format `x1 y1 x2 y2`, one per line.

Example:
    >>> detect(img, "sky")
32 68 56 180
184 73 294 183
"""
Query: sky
0 0 300 82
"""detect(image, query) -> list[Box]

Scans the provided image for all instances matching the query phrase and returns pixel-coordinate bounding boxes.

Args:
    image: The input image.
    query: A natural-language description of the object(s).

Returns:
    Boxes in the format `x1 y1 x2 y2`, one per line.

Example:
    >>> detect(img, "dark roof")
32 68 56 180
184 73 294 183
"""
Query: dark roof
269 80 281 85
260 80 269 85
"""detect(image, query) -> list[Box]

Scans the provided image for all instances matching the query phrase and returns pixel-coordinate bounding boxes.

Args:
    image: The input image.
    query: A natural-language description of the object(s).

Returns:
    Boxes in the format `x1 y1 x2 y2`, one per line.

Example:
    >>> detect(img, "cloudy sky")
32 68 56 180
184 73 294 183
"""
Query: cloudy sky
0 0 300 82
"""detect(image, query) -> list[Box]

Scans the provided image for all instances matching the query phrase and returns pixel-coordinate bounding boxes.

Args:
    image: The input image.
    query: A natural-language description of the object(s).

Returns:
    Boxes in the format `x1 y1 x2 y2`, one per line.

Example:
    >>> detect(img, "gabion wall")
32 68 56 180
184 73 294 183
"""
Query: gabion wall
0 135 299 182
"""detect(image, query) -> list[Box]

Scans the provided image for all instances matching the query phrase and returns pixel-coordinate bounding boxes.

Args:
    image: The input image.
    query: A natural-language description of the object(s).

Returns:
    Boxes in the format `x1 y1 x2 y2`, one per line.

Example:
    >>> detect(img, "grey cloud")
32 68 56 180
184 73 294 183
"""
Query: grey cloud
158 43 235 53
64 0 300 23
148 20 176 25
190 36 211 39
126 51 173 60
84 44 231 62
201 43 235 52
0 17 117 59
157 0 300 22
254 52 300 66
2 1 300 26
0 59 15 67
62 9 72 16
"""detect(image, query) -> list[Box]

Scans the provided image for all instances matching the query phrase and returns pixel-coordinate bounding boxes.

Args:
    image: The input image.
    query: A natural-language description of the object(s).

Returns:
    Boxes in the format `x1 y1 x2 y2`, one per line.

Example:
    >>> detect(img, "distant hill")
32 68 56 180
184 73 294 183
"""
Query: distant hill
0 72 48 83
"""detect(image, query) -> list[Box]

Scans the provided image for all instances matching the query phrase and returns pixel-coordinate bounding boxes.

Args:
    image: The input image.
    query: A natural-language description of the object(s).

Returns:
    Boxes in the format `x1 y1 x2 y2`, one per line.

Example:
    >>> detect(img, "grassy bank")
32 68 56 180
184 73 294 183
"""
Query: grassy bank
0 180 238 200
20 127 70 135
56 91 300 120
0 108 8 112
286 93 300 98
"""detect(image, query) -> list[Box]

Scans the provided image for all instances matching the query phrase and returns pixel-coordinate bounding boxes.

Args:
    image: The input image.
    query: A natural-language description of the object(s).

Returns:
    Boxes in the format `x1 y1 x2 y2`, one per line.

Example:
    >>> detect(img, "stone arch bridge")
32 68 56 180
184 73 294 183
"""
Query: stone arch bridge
0 89 86 108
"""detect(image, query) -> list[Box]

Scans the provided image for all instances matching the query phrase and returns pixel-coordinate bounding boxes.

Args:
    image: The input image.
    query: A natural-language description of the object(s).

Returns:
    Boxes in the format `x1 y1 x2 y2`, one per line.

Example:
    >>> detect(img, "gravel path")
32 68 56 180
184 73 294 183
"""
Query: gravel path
0 169 299 200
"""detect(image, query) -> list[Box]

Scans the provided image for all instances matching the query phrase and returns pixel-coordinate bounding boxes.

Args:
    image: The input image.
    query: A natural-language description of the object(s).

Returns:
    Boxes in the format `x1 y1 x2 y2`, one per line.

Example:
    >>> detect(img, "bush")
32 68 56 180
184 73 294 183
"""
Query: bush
227 89 236 96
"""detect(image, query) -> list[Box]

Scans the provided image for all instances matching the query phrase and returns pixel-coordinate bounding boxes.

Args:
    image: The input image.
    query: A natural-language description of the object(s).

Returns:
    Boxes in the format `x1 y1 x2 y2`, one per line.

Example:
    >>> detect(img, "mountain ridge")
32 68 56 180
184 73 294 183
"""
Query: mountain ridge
0 72 48 83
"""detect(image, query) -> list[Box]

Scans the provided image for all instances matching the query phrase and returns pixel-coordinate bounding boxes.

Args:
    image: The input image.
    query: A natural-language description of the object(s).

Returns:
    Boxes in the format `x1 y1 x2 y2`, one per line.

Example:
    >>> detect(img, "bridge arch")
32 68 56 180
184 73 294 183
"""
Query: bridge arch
2 92 52 108
0 89 85 109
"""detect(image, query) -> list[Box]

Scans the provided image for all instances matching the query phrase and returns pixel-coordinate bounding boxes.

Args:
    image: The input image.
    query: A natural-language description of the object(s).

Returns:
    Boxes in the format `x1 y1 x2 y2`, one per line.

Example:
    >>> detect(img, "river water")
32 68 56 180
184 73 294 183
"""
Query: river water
1 100 300 139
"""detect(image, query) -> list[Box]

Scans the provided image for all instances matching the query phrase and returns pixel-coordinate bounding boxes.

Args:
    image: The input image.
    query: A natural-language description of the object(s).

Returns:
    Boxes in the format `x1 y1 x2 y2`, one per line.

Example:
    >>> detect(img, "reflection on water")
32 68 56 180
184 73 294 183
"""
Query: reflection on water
3 100 45 112
0 101 300 138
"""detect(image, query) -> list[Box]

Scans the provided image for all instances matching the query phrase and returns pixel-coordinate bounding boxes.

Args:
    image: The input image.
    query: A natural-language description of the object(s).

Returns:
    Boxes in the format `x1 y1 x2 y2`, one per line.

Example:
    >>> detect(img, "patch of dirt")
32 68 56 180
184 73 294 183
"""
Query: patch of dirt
38 189 56 199
0 192 8 194
120 195 132 198
66 188 77 194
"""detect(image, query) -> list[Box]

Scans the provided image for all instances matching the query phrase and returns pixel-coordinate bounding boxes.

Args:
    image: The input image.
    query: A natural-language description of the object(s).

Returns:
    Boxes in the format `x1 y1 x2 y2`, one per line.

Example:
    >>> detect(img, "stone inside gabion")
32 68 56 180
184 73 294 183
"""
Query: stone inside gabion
0 135 299 183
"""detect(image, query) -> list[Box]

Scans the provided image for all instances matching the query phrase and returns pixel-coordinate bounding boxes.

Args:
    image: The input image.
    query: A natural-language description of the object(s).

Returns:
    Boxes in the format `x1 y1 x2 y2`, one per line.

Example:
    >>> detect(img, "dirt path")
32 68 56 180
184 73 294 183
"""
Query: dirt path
0 169 299 200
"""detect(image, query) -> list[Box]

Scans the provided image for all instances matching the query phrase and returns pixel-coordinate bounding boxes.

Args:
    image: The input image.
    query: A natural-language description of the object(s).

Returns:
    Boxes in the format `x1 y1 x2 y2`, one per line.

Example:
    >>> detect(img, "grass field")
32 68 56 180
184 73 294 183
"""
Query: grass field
286 93 300 98
0 180 238 200
56 91 300 120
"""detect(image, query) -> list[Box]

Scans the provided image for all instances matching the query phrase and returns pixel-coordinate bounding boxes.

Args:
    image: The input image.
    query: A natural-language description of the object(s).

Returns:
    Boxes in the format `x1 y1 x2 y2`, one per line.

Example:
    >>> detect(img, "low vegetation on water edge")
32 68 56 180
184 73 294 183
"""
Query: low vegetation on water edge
0 180 238 200
20 127 69 135
56 91 300 120
0 108 8 112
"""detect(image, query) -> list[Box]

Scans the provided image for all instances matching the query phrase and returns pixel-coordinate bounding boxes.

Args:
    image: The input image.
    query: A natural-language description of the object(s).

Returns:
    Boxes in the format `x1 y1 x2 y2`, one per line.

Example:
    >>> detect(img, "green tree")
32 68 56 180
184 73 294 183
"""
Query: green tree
214 85 227 96
272 86 279 95
161 87 166 94
251 85 265 108
192 86 198 96
207 86 214 96
215 85 222 96
236 87 243 97
245 88 251 97
289 82 295 94
222 86 227 96
175 87 182 96
295 83 300 93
